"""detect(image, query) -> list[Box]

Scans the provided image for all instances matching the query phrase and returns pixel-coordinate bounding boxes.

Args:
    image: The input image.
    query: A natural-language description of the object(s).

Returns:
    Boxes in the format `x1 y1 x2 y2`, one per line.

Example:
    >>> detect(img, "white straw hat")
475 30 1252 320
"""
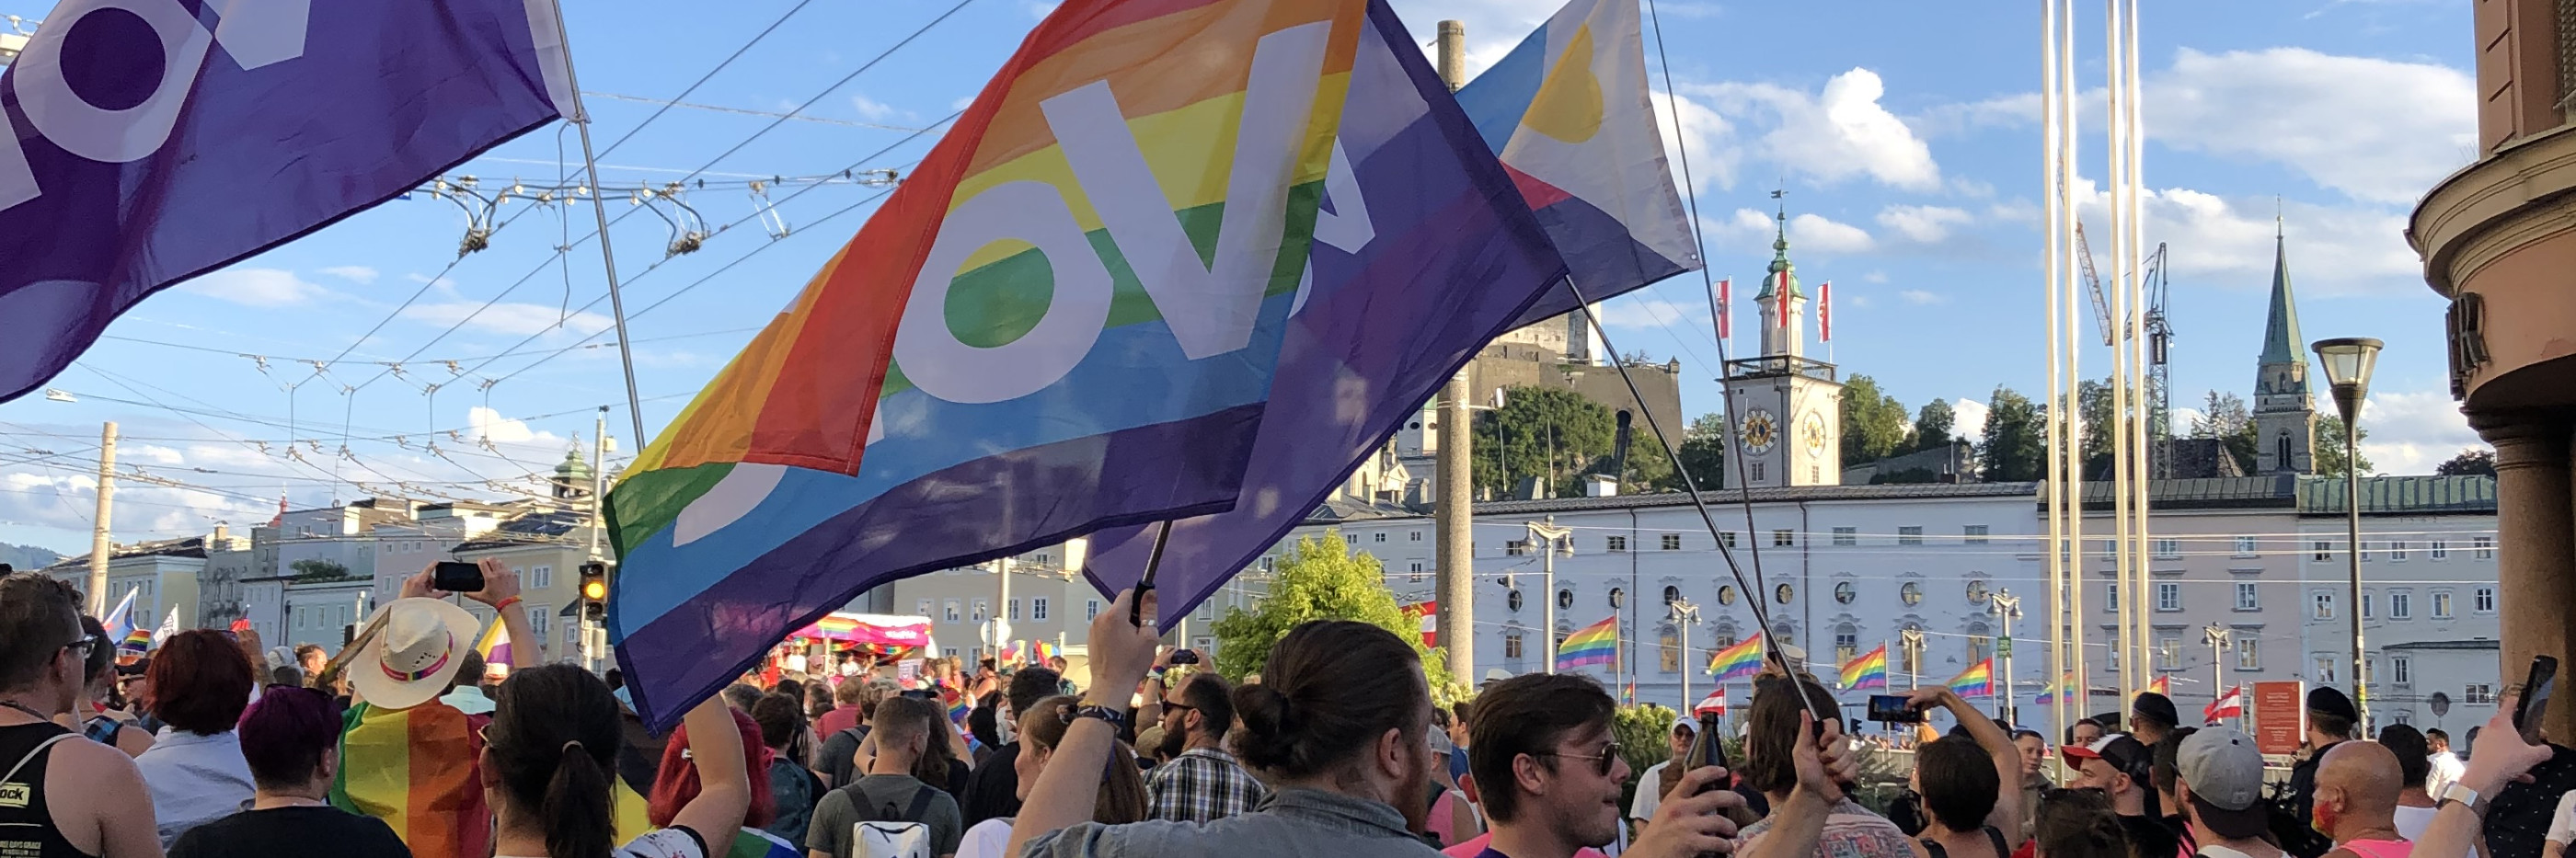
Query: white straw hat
347 597 480 710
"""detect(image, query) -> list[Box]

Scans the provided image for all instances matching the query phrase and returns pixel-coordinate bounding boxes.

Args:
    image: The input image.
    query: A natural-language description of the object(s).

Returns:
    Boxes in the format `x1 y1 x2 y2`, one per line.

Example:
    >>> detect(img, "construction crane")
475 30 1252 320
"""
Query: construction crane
2073 223 2177 475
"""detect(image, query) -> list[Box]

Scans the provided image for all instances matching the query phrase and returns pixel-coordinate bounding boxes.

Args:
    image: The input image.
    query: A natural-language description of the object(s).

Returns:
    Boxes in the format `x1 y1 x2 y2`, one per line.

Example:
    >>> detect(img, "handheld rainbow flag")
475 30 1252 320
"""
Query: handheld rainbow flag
608 0 1568 728
1708 635 1763 683
1946 658 1995 697
2031 671 2076 705
2145 674 2171 696
1032 641 1060 665
1838 645 1889 691
1556 615 1619 670
473 618 512 667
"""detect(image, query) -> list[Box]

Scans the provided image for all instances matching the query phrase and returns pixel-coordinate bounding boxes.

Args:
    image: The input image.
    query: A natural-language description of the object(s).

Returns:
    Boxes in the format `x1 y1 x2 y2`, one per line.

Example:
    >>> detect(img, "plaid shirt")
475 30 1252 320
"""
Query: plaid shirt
1145 747 1269 824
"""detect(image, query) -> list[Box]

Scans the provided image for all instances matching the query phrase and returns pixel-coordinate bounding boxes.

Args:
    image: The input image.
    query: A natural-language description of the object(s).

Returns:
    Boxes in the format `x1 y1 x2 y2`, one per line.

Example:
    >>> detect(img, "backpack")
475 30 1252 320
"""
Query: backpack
846 784 937 858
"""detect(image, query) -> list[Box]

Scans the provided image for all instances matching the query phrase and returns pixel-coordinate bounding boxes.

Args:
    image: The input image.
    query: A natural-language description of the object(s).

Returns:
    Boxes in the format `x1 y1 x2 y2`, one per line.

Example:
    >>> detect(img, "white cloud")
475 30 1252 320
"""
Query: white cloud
1789 213 1873 253
1876 204 1974 244
468 406 568 447
1861 271 1890 284
852 94 898 121
1596 293 1707 330
401 303 615 337
318 266 379 284
2350 388 2479 475
1683 68 1940 191
1649 89 1736 193
2148 48 2473 205
1706 209 1875 255
2064 178 2418 295
1906 92 2041 138
178 268 331 307
1949 398 1991 443
1898 290 1947 305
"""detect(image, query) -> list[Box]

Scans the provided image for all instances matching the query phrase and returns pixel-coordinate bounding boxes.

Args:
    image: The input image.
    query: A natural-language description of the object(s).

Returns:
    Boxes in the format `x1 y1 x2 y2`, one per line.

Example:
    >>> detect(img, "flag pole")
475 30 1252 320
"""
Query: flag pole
542 2 650 449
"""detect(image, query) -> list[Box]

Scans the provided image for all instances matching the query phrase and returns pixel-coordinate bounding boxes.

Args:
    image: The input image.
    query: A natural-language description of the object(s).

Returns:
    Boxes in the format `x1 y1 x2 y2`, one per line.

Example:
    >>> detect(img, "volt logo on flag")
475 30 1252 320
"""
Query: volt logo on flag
0 0 577 405
609 0 1397 728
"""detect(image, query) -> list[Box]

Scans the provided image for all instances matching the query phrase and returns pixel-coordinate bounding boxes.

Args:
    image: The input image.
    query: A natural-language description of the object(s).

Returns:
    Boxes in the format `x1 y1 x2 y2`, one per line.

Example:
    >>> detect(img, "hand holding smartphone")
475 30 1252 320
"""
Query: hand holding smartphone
2516 655 2557 746
1867 694 1924 724
431 560 485 593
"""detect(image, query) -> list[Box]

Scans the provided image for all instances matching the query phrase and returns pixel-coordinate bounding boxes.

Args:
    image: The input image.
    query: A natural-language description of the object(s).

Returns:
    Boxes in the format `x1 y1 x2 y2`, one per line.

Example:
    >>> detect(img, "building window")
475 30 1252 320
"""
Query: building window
1833 527 1857 546
1719 532 1738 548
2466 683 2496 704
1508 589 1524 612
1967 579 1991 604
1834 582 1857 604
1373 532 1386 543
2106 583 2120 613
1558 589 1575 610
972 599 989 623
1608 588 1624 610
2237 637 2260 670
1607 535 1627 552
1659 629 1681 672
916 598 933 618
1662 533 1683 551
1505 540 1528 556
2362 591 2375 619
2312 590 2336 620
944 600 961 623
1344 533 1356 545
1773 530 1794 547
1087 599 1102 620
1965 524 1990 544
1774 584 1794 604
1032 598 1050 620
1258 557 1275 573
2475 587 2497 613
2475 536 2494 559
2390 590 2411 620
2361 541 2375 562
2390 541 2409 562
1504 632 1524 659
1408 560 1426 583
1900 582 1922 606
2315 541 2333 562
2392 655 2412 686
530 566 553 590
1662 585 1682 605
1834 627 1859 664
1750 461 1765 482
1715 586 1736 606
2235 536 2259 556
1410 530 1423 542
1967 628 1992 665
529 606 551 637
2431 540 2448 560
1898 526 1924 545
2316 657 2340 685
2152 538 2180 559
2156 582 2181 612
2432 590 2455 618
2237 582 2260 611
2157 635 2181 670
1008 599 1021 621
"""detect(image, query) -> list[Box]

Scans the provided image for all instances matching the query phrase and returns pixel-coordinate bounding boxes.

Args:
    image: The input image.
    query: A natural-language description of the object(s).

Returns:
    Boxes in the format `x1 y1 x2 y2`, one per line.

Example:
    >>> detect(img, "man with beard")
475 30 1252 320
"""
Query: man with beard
1461 672 1765 858
1145 671 1267 823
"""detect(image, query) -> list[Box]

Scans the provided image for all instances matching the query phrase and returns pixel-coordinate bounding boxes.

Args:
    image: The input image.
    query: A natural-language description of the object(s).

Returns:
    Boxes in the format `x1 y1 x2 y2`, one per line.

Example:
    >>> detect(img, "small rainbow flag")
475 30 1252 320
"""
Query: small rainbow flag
1555 615 1618 670
1946 658 1995 698
1838 645 1889 691
1707 635 1764 683
119 624 152 654
1032 641 1060 664
473 617 512 667
2145 674 2170 696
2032 671 2076 705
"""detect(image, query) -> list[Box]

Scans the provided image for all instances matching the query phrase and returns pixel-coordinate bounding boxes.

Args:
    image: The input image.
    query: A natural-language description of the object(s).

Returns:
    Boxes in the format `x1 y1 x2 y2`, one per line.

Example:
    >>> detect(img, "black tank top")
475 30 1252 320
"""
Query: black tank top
0 721 98 858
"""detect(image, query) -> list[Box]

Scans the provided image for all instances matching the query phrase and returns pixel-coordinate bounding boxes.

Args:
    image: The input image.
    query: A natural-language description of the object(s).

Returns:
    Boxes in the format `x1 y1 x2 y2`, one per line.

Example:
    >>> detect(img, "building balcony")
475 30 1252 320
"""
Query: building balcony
2409 122 2576 410
1722 354 1837 383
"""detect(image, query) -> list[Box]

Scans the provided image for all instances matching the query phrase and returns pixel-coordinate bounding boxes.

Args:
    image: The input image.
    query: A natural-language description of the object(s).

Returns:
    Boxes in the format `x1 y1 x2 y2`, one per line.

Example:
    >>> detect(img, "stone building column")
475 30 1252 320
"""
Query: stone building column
2476 412 2576 741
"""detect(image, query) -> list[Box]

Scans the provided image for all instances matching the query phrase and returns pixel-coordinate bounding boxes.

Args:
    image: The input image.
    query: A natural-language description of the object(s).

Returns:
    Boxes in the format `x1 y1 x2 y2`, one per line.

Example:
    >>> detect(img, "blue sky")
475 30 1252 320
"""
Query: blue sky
0 0 2480 554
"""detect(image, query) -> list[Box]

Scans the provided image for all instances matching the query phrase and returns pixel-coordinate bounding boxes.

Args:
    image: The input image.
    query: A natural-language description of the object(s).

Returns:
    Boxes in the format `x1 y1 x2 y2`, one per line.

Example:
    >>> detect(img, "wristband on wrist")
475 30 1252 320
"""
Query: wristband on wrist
1070 704 1129 731
492 595 523 612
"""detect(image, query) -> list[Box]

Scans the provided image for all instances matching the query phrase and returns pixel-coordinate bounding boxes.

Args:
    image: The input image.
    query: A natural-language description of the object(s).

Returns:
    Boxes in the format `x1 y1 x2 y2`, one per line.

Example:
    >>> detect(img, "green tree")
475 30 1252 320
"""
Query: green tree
1472 387 1616 498
2190 391 2255 473
1210 532 1463 702
290 558 350 580
2436 448 2497 476
1839 374 1914 467
1978 386 2045 481
1914 399 1956 452
2314 415 2375 477
1614 704 1681 810
1664 413 1727 491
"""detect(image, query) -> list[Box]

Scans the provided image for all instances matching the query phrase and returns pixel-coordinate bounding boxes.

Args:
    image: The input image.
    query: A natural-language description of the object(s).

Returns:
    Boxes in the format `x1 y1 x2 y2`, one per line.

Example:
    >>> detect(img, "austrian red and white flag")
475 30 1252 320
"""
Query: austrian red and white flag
1405 601 1436 648
2204 685 2245 723
1695 688 1728 716
1711 277 1731 341
1818 280 1832 342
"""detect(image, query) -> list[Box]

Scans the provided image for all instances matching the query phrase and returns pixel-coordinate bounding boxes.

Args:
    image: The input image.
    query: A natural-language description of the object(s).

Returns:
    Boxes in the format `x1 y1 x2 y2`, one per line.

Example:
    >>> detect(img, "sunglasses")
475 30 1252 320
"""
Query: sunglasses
1539 740 1624 777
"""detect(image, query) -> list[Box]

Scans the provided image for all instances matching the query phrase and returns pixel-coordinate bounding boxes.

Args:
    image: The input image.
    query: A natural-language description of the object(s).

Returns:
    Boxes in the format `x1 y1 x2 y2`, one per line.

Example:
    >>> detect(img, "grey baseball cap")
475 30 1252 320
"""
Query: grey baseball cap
2177 726 2264 811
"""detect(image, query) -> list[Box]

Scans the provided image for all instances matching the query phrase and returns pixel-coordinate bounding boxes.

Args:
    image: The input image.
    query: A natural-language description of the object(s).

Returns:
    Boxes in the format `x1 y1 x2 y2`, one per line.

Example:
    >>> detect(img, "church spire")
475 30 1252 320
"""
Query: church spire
2258 213 2304 368
1756 189 1801 301
2250 211 2317 475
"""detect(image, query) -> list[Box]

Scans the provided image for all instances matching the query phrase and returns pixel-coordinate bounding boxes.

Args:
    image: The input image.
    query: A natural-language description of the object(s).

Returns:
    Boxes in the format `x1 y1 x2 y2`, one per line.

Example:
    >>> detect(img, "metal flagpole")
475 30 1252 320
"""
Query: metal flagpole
544 3 651 449
2041 0 2068 746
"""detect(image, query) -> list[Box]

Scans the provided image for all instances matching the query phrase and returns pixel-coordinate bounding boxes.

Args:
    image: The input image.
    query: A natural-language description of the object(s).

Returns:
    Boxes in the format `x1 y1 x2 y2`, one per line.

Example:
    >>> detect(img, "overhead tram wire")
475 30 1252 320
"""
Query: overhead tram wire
575 92 929 133
587 0 823 161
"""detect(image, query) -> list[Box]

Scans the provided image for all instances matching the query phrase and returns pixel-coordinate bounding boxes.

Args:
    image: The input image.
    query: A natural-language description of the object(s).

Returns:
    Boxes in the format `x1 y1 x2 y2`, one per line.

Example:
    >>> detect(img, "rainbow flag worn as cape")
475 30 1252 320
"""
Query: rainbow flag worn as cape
604 0 1400 729
1839 645 1889 691
330 702 490 858
1708 635 1764 683
1556 615 1618 670
1947 658 1995 698
2031 671 2076 705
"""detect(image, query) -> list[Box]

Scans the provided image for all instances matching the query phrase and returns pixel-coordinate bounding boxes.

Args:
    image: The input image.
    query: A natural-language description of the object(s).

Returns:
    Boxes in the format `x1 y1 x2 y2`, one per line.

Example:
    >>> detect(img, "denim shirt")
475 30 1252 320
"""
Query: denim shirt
133 728 256 848
1025 787 1443 858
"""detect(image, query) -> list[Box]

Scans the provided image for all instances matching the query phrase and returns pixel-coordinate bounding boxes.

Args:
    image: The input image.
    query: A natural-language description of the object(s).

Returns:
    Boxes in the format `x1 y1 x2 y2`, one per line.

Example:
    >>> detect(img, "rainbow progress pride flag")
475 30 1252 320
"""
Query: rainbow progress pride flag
1708 635 1763 683
1839 644 1889 691
1947 658 1995 698
1556 615 1618 670
606 0 1444 727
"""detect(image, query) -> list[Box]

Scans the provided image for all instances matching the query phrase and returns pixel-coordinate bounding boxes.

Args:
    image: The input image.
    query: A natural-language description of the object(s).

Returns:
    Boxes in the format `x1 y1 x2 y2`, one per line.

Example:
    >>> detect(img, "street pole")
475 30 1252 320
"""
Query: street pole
1901 628 1926 691
997 555 1015 661
582 406 613 671
2344 417 2367 726
1432 18 1477 684
1671 599 1699 712
2204 623 2230 723
1994 590 2022 722
86 421 117 615
1530 518 1570 675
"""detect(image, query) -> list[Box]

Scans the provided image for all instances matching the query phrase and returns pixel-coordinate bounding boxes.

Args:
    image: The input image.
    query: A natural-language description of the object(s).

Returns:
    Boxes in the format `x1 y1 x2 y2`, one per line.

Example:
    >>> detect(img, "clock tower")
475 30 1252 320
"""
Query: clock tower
1722 205 1844 489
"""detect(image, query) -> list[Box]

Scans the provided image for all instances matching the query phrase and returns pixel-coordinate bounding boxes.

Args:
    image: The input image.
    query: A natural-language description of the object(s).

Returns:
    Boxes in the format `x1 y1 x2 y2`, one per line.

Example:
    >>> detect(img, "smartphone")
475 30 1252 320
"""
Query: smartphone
2516 655 2557 746
1867 694 1923 724
1169 648 1202 666
432 561 486 593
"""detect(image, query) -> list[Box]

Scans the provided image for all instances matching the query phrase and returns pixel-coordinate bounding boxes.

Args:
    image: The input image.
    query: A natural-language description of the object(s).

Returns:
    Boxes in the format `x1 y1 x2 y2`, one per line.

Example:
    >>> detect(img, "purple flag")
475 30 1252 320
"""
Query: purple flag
1081 0 1569 621
0 0 575 404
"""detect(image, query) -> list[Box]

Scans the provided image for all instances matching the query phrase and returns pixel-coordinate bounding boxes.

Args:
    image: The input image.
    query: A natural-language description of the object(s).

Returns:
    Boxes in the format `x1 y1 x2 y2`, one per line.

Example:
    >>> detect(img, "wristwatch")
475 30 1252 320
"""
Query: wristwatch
2437 783 2485 817
1071 704 1128 730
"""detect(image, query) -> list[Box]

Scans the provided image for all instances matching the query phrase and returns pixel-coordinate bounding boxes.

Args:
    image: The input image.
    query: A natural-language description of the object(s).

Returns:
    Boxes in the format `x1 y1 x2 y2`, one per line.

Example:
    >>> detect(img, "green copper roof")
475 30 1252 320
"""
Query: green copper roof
2259 226 2304 366
1754 208 1803 301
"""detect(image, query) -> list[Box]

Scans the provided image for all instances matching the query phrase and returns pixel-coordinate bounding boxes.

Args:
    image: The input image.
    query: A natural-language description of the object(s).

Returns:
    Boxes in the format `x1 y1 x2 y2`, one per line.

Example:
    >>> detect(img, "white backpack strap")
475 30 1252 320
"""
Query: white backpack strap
0 734 75 786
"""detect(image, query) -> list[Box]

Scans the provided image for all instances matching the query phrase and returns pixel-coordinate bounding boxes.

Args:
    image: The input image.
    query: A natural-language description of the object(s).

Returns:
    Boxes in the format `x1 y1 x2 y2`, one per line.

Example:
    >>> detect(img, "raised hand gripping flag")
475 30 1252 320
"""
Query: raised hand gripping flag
1838 644 1888 691
1453 0 1698 326
1947 658 1995 698
0 0 576 405
1557 615 1619 670
1708 635 1764 683
1075 0 1570 621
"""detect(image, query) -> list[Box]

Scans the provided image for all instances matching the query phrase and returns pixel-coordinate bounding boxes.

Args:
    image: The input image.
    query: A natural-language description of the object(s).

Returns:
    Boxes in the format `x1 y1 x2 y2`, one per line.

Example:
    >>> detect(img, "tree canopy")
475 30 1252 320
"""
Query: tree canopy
1839 374 1914 467
1471 386 1668 498
1977 386 2045 481
1210 532 1464 703
1669 413 1727 491
2314 415 2374 477
2436 448 2497 476
1914 399 1956 451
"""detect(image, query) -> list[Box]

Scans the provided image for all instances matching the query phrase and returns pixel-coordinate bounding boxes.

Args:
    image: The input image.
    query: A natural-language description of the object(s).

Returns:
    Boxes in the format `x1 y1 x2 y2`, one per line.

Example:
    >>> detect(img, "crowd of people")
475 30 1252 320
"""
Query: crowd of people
9 565 2576 858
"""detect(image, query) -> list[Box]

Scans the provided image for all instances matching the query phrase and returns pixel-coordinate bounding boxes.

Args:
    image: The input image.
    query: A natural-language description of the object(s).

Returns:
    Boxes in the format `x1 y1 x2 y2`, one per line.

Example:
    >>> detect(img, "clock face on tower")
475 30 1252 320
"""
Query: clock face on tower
1800 411 1828 456
1740 408 1778 454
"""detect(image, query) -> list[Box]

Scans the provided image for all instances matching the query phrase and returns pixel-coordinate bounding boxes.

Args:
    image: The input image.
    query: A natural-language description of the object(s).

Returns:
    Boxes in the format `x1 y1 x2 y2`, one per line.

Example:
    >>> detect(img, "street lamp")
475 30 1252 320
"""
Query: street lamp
1670 598 1701 713
1527 518 1572 674
1992 590 2022 721
2313 336 2383 728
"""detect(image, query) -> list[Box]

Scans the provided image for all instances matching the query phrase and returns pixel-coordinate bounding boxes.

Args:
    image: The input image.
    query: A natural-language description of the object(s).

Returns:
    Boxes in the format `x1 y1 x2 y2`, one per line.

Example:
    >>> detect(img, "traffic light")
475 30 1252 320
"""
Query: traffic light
580 561 609 621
